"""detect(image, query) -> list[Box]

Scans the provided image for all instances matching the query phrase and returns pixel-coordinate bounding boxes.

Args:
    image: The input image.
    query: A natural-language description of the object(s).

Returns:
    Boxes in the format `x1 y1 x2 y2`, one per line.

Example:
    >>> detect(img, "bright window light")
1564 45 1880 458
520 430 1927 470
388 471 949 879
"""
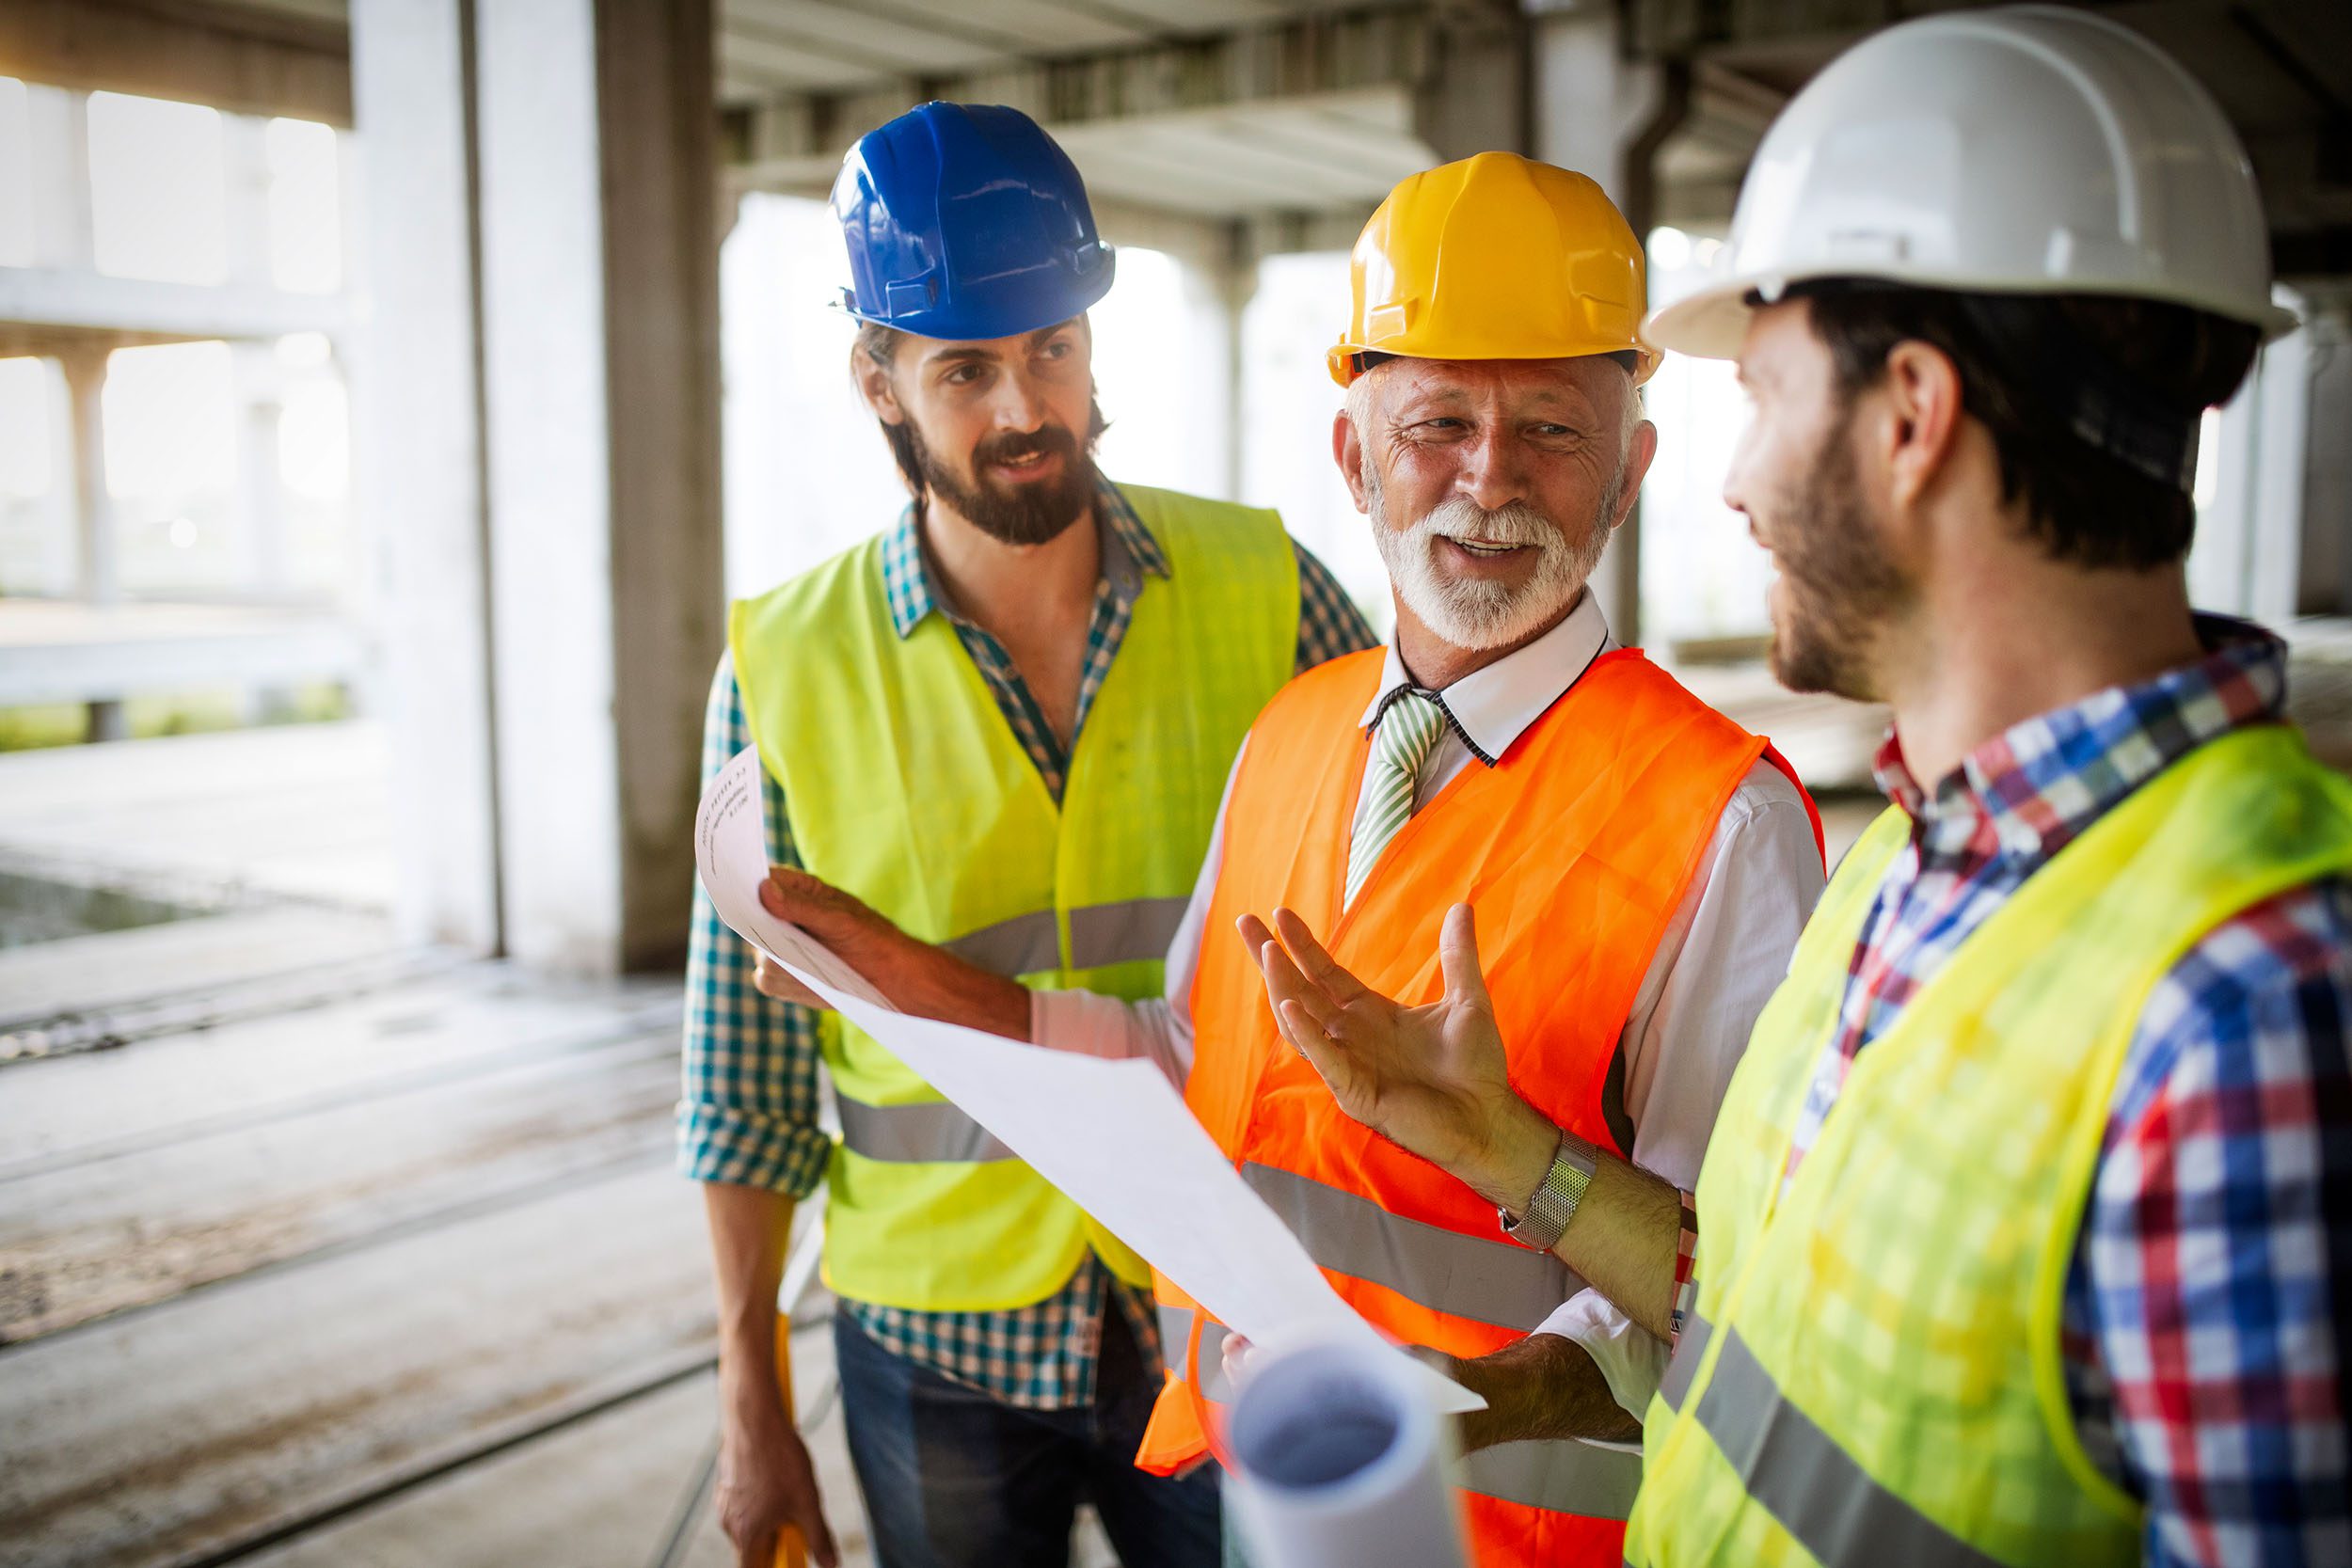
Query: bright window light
88 90 227 284
0 78 32 268
266 117 342 293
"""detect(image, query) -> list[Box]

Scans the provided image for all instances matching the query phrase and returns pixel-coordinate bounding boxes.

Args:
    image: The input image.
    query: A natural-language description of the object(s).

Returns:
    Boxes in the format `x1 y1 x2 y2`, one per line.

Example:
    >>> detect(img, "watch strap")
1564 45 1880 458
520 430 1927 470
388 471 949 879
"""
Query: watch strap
1501 1129 1597 1253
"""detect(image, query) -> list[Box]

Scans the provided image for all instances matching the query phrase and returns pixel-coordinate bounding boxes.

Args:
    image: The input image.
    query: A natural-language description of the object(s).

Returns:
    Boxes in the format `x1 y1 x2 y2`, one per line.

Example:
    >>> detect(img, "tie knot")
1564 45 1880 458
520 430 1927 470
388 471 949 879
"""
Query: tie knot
1374 689 1448 775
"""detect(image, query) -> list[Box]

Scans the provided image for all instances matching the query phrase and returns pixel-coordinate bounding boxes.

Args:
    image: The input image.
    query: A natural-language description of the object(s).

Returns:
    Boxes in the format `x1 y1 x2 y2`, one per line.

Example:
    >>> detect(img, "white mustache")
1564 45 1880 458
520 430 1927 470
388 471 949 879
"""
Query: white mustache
1406 498 1561 551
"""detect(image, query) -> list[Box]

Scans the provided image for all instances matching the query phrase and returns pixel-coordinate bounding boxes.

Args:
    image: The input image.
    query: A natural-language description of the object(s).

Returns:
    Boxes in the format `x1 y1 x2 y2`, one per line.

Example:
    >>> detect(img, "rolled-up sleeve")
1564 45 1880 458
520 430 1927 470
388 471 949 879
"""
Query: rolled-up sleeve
676 653 835 1197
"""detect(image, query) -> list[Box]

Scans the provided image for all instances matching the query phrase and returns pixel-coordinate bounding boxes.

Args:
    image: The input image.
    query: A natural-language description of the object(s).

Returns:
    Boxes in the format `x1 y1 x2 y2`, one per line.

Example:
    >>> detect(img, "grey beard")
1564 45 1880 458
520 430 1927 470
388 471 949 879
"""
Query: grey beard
1366 468 1614 652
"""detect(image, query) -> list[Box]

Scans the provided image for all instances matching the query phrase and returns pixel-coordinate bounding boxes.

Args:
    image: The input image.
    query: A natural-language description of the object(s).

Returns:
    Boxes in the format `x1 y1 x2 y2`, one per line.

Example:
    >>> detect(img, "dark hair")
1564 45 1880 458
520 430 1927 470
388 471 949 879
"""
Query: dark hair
853 321 926 496
1800 288 2261 570
850 316 1113 499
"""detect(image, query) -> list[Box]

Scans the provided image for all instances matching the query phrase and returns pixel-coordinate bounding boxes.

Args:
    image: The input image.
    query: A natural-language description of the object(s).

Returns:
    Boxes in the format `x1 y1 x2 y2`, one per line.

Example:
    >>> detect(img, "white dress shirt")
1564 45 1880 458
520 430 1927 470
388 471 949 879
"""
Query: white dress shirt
1029 591 1824 1423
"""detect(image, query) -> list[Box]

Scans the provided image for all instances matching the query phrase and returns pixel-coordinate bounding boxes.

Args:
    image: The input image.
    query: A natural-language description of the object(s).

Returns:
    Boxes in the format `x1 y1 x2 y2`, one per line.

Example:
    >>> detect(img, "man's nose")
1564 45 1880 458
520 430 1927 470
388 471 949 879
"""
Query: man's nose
1454 428 1527 513
990 368 1050 432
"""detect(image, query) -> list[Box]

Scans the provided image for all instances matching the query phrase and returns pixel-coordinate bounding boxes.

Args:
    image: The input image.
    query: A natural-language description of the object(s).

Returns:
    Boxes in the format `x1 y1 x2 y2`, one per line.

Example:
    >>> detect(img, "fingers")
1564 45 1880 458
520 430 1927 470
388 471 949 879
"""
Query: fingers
734 1526 775 1568
752 953 827 1011
1269 907 1373 1006
1437 902 1493 1012
1245 916 1343 1040
1221 1332 1256 1390
792 1509 840 1568
1280 999 1358 1092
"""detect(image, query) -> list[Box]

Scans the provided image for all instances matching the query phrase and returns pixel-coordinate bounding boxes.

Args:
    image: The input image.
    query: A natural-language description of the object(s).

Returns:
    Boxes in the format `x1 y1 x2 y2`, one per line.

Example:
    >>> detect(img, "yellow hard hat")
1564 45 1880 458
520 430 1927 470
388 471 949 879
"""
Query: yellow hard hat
1329 151 1660 388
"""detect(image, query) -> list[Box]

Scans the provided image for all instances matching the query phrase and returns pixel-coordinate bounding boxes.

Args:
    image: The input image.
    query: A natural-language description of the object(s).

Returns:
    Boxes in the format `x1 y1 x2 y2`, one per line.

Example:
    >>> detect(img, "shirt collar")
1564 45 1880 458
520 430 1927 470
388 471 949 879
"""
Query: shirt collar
1359 589 1615 766
881 473 1168 640
1873 613 2289 861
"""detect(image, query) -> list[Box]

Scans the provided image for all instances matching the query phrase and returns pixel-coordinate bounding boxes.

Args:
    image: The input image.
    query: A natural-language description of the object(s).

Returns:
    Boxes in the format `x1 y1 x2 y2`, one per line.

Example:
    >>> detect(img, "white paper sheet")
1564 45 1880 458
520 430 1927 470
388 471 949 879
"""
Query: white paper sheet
693 748 1483 1417
692 744 896 1013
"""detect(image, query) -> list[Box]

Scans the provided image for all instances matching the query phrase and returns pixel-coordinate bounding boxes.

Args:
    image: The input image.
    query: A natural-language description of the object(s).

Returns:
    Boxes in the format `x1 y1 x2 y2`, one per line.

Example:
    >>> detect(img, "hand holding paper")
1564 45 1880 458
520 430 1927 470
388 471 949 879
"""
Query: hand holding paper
692 750 1483 1416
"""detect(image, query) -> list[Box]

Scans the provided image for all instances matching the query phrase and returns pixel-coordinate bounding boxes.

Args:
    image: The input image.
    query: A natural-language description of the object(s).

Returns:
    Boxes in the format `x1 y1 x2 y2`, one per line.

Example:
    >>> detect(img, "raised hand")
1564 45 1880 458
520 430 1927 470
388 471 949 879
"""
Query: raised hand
1243 902 1557 1212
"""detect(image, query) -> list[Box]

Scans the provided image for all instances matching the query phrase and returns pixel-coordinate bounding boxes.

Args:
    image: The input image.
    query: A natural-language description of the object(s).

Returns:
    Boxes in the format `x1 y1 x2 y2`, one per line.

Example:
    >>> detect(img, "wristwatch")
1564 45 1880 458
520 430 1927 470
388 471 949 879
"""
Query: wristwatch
1500 1128 1597 1253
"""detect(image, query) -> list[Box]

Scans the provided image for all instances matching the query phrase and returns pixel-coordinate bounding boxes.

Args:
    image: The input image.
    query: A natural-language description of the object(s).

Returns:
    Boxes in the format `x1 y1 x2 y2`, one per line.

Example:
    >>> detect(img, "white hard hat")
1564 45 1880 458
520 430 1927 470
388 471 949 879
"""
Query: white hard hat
1645 5 2298 361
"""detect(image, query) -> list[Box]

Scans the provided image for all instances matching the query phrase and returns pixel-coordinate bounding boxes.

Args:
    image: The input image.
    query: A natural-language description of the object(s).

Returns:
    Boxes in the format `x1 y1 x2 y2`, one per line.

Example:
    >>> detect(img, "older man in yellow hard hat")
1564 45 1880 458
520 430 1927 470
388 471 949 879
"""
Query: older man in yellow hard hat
751 152 1826 1567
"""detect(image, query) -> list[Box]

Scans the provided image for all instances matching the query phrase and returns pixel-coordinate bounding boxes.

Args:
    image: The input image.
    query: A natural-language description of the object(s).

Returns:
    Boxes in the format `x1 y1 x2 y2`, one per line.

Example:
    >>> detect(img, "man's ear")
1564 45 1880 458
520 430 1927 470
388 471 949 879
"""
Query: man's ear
853 350 904 426
1613 420 1660 532
1879 341 1964 512
1334 406 1371 514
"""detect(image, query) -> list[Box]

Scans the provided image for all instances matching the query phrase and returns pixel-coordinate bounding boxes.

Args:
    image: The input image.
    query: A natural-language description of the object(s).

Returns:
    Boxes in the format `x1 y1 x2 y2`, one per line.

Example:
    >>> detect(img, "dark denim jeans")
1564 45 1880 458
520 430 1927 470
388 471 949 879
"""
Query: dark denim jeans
834 1306 1221 1568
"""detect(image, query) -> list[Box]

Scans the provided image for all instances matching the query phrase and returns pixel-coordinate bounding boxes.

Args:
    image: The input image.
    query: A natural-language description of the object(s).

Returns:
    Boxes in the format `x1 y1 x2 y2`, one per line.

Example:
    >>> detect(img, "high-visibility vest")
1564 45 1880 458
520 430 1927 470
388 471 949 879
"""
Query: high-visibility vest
730 484 1299 1312
1143 645 1817 1568
1629 722 2352 1568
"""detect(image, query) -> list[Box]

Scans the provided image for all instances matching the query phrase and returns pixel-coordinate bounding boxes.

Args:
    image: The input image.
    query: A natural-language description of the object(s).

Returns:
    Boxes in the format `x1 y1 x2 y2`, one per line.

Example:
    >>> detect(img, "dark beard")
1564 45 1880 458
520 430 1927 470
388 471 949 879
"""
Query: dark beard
1766 422 1910 702
910 419 1098 547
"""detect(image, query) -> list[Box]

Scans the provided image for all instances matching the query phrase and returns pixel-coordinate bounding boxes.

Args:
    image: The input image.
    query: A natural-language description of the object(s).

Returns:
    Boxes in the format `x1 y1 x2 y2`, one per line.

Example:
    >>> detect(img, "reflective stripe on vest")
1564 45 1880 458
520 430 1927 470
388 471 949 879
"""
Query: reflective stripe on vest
1655 1313 1711 1414
836 1096 1014 1164
943 896 1193 978
1462 1442 1643 1521
1689 1327 2004 1568
1243 1162 1580 1330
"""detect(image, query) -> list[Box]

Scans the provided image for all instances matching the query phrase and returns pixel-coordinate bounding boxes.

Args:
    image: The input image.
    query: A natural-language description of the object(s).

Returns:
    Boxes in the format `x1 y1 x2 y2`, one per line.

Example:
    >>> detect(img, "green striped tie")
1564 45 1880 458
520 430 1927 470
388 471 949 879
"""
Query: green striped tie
1345 690 1449 909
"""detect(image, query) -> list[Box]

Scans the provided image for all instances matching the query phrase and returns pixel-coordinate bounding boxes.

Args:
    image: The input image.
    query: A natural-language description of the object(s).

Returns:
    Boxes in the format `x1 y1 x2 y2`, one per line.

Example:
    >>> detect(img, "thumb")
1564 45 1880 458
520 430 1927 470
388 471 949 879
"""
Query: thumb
1438 902 1491 1011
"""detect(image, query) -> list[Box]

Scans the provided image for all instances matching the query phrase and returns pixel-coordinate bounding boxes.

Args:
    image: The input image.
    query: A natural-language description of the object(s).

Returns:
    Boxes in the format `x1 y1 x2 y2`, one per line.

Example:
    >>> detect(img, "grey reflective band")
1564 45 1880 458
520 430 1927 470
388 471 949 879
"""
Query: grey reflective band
1243 1163 1580 1329
1692 1328 2007 1568
1459 1439 1644 1520
944 910 1061 977
1069 895 1189 972
941 897 1190 978
1656 1312 1712 1413
1156 1304 1232 1402
835 1096 1015 1164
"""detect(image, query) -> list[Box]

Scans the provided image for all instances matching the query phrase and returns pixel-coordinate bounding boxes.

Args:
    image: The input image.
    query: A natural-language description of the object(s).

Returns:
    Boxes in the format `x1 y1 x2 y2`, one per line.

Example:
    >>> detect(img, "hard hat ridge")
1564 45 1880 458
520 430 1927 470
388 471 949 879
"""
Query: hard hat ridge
1331 150 1660 388
834 102 1115 343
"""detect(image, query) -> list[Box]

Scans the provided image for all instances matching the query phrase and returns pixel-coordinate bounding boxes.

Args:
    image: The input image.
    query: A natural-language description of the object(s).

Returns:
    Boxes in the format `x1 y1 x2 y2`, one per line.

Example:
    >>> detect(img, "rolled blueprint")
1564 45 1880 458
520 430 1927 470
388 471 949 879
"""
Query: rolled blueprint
1223 1339 1470 1568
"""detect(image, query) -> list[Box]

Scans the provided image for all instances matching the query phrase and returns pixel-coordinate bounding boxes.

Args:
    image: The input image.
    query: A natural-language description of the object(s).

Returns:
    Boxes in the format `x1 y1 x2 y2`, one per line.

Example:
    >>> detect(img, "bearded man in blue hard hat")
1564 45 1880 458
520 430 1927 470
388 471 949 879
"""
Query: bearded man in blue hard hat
678 102 1375 1568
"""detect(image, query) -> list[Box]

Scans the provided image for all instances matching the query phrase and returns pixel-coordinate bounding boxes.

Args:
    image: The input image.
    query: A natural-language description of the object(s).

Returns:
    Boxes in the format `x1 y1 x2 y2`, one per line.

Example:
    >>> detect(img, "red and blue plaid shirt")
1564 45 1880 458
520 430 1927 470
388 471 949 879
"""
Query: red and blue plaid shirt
1672 619 2352 1561
1757 617 2351 1566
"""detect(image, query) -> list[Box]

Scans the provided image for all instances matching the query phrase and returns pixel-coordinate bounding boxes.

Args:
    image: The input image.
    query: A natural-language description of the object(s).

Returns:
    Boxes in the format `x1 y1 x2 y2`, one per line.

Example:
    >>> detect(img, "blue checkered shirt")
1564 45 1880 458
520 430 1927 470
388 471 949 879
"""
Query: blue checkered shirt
679 477 1375 1409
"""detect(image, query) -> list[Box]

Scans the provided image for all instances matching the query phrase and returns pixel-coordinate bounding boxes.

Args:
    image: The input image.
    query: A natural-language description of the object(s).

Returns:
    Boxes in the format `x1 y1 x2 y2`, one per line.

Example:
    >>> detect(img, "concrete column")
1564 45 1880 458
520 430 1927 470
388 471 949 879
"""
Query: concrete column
24 85 94 270
2295 291 2350 617
58 347 123 741
350 0 501 954
352 0 721 972
474 0 723 974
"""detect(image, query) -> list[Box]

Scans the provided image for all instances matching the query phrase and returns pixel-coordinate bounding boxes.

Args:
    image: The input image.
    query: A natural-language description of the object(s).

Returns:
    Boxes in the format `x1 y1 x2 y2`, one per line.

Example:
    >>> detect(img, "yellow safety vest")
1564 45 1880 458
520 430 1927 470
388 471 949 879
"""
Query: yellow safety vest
729 483 1299 1312
1629 722 2352 1568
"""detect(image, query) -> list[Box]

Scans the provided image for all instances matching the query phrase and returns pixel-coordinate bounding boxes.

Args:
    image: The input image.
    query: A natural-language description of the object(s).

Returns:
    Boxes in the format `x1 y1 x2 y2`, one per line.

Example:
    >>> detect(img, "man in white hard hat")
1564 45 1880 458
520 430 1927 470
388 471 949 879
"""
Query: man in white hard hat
1240 8 2352 1565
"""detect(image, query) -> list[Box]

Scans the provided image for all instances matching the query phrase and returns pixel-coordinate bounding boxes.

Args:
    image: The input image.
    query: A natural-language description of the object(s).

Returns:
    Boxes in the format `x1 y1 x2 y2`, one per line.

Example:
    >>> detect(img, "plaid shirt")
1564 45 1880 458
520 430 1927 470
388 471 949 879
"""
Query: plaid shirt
680 477 1375 1410
1711 618 2349 1566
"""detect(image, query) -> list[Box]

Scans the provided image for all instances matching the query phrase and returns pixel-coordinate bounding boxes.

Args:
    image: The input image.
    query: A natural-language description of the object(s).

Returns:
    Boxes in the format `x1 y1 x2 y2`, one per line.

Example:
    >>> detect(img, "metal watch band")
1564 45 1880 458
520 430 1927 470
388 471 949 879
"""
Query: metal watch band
1500 1130 1597 1253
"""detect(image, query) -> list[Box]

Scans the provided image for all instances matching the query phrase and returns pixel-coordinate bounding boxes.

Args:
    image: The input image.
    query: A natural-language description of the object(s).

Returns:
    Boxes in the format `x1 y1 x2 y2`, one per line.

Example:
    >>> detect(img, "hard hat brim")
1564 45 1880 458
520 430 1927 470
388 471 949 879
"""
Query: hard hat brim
1327 344 1664 388
1646 270 2303 364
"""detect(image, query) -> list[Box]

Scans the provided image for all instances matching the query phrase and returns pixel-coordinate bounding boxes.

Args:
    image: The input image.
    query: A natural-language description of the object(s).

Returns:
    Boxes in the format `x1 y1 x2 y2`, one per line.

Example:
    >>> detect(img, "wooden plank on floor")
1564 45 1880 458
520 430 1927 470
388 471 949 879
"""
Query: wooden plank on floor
0 964 680 1179
0 905 398 1027
0 1026 678 1343
0 1163 716 1568
238 1318 868 1568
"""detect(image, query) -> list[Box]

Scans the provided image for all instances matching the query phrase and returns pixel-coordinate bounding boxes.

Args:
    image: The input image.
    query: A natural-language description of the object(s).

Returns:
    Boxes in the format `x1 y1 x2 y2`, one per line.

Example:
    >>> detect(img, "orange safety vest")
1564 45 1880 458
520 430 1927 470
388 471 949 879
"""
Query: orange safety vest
1137 646 1819 1568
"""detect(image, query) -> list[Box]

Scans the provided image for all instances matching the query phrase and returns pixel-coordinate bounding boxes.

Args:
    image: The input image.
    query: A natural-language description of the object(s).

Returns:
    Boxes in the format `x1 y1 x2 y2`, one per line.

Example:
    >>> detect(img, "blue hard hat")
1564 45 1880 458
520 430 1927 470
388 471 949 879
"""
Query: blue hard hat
833 102 1115 343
